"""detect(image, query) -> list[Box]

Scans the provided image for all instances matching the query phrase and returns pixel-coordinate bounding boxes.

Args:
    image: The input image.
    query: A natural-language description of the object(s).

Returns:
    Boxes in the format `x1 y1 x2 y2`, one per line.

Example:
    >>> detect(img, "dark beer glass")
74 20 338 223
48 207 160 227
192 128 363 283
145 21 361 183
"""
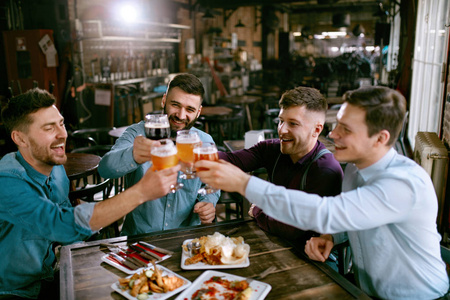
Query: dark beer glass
145 114 170 140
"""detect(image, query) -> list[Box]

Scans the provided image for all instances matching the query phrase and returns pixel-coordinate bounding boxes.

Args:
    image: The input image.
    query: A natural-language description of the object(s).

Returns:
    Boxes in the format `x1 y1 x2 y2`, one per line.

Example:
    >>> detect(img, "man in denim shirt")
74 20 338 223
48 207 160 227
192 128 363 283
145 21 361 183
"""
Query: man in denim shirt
98 74 219 236
0 89 180 299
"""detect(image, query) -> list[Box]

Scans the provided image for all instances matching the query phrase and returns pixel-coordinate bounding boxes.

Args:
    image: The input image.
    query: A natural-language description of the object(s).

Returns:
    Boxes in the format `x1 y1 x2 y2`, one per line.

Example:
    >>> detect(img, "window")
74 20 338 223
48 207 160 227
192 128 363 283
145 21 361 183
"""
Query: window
408 0 450 149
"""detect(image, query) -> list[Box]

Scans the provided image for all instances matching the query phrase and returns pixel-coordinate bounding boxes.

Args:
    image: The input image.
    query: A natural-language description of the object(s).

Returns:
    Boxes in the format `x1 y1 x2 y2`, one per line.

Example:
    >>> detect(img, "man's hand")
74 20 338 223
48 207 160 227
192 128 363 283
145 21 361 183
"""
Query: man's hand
133 136 160 164
304 235 334 263
194 159 251 196
194 202 216 224
135 164 181 202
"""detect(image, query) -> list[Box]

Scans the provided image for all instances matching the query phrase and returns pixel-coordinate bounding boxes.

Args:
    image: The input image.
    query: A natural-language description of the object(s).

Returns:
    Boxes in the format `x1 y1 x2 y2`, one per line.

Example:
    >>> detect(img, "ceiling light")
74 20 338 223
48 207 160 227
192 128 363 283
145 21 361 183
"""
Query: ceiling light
202 9 214 19
235 19 245 28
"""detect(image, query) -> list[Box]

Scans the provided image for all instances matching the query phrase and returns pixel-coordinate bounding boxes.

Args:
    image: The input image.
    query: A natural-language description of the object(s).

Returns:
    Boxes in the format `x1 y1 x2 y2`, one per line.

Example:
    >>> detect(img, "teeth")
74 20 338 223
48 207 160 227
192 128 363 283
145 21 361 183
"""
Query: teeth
52 143 64 148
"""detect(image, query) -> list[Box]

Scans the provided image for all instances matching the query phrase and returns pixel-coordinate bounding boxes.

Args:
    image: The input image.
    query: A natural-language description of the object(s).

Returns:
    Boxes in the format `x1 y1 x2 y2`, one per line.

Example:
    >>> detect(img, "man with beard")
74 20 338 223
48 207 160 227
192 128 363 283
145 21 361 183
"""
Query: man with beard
98 73 219 236
0 88 180 299
219 87 343 244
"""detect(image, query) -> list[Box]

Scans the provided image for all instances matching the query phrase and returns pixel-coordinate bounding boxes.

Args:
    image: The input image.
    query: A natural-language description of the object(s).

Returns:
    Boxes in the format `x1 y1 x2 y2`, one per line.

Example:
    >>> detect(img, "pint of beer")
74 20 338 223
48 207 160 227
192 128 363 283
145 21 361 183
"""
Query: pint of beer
176 130 201 163
145 114 170 140
151 139 179 170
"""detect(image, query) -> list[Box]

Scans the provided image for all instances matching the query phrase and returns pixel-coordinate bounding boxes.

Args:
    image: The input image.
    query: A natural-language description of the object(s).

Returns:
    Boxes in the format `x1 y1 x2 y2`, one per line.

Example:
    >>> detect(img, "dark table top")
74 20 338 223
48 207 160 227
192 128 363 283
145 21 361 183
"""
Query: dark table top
219 95 260 105
64 153 101 181
200 106 233 117
60 220 368 300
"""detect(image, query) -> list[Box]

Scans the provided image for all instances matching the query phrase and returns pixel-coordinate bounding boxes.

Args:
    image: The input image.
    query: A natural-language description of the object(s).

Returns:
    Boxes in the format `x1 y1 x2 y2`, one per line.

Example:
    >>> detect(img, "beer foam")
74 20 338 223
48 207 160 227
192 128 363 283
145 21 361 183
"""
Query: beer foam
151 146 177 156
177 136 201 144
193 147 217 155
145 122 169 128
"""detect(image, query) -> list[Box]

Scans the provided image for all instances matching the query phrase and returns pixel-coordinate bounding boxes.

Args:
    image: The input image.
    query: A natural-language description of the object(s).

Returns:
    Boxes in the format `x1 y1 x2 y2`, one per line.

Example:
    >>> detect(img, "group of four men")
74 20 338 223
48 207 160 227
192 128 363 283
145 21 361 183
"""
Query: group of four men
0 73 448 299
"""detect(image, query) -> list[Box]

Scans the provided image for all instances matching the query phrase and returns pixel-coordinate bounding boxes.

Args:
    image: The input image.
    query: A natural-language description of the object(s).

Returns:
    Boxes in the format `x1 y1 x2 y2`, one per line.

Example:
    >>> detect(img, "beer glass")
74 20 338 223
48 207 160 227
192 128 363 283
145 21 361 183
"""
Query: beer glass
176 130 201 179
193 142 219 195
151 139 183 192
145 114 170 140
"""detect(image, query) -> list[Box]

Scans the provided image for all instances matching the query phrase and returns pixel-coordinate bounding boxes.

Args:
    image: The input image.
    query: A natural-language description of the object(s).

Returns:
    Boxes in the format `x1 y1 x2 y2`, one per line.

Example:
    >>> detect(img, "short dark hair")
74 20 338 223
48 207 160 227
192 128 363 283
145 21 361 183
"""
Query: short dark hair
1 88 56 133
343 86 406 146
279 86 327 114
167 73 205 102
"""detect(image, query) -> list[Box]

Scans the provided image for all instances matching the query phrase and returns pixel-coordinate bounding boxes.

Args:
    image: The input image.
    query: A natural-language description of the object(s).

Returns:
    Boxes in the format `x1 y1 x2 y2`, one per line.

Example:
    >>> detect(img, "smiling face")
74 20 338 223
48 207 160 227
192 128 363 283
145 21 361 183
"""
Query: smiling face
12 105 67 175
329 102 390 169
162 87 202 135
278 105 323 163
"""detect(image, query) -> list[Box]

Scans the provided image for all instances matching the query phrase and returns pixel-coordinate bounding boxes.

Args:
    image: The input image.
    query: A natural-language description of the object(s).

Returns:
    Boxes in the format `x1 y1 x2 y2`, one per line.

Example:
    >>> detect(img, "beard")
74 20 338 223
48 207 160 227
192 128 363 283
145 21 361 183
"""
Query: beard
29 137 67 166
164 106 198 137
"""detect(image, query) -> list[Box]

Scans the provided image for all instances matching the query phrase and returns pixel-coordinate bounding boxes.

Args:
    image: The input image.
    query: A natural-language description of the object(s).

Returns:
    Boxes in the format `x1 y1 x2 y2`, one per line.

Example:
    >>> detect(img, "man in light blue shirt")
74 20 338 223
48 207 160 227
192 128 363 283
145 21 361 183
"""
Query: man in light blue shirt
98 74 219 236
195 86 449 300
0 88 180 299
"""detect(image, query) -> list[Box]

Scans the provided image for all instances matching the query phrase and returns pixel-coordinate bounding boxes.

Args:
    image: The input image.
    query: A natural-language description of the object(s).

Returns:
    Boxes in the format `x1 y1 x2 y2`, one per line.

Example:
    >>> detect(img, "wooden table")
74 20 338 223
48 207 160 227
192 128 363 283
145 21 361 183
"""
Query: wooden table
64 153 101 181
200 106 233 117
224 136 335 153
60 220 369 300
108 126 129 139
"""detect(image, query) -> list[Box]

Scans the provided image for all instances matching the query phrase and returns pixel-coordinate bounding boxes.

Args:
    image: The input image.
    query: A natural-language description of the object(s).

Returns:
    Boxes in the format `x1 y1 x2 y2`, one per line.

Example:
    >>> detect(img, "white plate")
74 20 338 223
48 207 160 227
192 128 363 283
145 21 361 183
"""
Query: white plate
174 270 271 300
180 239 250 270
111 265 191 300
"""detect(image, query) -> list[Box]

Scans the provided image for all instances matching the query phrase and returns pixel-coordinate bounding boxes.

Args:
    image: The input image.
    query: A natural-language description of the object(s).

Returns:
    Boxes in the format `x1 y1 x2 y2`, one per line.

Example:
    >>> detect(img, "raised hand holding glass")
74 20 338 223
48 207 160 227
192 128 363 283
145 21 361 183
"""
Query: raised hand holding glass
193 142 219 195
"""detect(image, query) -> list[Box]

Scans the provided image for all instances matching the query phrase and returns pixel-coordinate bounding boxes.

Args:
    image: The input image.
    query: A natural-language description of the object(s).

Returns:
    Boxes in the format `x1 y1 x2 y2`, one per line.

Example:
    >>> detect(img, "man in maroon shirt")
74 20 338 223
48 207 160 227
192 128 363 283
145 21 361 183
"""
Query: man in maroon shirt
219 86 343 242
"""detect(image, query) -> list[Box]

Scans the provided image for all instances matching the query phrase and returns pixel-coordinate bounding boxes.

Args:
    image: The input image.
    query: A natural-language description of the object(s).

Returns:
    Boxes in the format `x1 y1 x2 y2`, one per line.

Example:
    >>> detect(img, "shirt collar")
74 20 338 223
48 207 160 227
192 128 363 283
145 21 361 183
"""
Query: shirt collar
16 151 52 187
358 148 397 182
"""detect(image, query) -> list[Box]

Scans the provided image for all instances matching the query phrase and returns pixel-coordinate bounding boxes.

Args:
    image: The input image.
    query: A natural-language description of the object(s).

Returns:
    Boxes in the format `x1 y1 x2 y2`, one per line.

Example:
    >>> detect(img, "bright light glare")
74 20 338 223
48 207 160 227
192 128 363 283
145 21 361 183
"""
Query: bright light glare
322 31 347 37
365 46 375 52
293 32 302 37
331 47 340 52
119 5 139 23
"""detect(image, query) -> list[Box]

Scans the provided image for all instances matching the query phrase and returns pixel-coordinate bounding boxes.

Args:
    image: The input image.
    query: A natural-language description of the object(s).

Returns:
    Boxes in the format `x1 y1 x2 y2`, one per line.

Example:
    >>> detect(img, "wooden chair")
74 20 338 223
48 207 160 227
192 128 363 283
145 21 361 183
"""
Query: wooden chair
68 178 120 239
217 192 245 222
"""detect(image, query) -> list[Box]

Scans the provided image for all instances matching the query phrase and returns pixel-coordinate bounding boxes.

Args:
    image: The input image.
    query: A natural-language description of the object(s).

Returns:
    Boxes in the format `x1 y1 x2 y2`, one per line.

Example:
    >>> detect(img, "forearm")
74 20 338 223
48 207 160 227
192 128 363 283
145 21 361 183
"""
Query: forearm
89 186 146 230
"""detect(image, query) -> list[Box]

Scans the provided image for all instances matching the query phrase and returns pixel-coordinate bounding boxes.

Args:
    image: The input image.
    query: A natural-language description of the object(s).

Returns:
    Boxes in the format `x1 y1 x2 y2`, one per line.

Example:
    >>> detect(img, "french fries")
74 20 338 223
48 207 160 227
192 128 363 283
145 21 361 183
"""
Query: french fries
118 261 184 297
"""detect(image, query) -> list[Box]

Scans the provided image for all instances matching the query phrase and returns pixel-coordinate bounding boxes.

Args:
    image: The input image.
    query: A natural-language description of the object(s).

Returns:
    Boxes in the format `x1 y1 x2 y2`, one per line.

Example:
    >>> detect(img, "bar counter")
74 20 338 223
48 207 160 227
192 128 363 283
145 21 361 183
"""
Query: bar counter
60 219 369 299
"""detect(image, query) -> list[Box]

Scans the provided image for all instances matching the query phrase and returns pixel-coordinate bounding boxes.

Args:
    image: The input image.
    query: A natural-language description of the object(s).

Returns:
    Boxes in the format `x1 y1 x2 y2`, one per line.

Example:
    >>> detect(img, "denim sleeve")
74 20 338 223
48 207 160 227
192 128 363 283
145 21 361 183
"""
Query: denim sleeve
98 123 144 179
0 177 93 243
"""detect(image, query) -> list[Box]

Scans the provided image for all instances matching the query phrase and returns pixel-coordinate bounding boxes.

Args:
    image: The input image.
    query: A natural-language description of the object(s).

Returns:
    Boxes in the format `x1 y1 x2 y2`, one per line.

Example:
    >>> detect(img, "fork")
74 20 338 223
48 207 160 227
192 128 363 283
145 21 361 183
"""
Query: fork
251 266 277 280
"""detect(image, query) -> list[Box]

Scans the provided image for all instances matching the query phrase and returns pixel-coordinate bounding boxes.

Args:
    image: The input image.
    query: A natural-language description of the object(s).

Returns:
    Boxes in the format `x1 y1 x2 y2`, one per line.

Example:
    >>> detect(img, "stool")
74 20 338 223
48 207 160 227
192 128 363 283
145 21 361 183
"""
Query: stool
264 108 280 131
219 95 260 131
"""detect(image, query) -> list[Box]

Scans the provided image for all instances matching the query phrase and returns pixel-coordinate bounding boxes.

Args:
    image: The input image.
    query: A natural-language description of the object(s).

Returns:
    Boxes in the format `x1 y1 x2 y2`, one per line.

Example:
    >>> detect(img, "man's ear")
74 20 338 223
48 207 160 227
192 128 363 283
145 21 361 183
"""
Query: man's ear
161 94 166 108
196 105 202 119
313 122 324 138
377 129 391 146
11 130 27 148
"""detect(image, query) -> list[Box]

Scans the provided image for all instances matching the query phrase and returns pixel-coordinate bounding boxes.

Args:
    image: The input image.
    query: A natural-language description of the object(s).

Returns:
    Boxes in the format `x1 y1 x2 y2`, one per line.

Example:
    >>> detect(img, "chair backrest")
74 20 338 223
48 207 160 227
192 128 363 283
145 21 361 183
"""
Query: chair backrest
71 127 116 147
68 178 113 204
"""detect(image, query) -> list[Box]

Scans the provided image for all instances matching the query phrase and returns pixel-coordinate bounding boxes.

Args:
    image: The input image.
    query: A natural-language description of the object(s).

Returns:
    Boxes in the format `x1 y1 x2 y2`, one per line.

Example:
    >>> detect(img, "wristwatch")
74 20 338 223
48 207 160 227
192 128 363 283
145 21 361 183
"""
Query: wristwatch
248 204 256 218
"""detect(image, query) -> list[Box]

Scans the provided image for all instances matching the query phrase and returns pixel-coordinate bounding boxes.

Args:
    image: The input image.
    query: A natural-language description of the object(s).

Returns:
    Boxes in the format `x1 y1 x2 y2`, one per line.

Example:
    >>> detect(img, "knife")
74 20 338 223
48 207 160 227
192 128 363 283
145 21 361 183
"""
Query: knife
129 244 159 261
138 241 174 256
108 252 140 270
118 251 148 268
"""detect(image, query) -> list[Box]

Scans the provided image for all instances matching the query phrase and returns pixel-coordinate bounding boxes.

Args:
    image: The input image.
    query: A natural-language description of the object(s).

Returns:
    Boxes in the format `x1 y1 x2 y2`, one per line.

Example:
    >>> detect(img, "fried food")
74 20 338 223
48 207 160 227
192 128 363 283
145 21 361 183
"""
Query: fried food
118 265 185 297
184 232 250 266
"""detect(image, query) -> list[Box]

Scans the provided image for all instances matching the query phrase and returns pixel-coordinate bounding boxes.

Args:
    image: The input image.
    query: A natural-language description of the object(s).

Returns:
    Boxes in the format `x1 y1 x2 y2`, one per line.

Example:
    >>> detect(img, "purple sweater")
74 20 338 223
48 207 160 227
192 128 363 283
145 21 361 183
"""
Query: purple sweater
219 139 343 242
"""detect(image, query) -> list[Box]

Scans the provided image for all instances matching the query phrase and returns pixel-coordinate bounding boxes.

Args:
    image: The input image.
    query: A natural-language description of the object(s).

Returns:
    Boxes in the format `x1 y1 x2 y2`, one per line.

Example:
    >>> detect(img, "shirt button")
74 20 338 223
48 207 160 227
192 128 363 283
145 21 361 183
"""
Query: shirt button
131 163 135 167
167 204 171 208
165 223 168 227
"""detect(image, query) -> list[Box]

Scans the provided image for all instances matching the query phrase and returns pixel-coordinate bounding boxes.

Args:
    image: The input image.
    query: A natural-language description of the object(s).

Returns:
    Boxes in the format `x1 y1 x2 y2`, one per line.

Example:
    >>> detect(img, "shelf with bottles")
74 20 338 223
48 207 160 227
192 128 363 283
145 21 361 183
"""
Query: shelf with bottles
80 19 190 43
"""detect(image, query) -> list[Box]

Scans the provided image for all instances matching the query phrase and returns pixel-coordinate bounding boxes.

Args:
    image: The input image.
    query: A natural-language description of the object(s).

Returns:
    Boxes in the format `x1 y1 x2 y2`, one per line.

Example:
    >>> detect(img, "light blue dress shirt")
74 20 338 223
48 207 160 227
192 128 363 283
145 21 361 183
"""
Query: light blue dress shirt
245 148 449 299
98 122 220 236
0 152 94 298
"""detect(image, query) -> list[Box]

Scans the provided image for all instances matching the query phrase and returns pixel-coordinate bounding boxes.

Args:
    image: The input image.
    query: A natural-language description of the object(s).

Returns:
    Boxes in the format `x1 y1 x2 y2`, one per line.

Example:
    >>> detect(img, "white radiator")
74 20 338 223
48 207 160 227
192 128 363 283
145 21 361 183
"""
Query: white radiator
414 132 449 233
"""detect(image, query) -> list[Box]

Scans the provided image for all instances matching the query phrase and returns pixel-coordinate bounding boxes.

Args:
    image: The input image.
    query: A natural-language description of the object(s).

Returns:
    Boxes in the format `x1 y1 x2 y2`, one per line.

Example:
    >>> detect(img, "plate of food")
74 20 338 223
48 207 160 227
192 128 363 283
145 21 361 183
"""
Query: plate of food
174 270 271 300
181 232 250 270
111 262 191 300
